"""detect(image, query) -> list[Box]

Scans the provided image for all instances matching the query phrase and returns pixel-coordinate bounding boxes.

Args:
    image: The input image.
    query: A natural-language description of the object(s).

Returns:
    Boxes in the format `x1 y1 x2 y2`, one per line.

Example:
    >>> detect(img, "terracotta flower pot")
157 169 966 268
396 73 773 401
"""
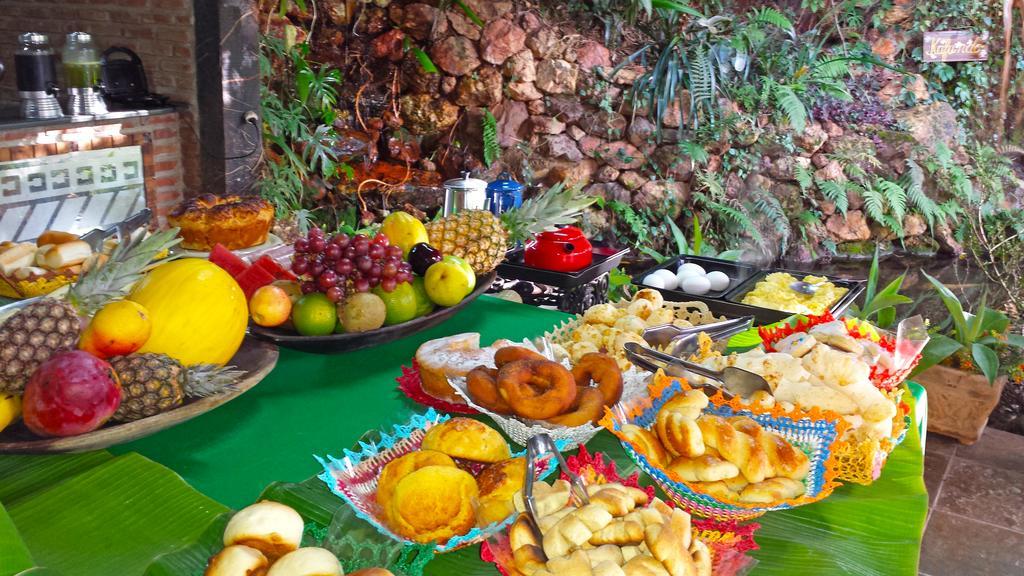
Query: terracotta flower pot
916 364 1007 444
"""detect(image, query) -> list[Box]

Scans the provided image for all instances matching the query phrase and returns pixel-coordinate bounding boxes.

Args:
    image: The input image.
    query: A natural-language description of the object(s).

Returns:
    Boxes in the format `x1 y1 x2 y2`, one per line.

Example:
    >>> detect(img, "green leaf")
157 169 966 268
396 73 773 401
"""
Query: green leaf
817 180 849 215
965 291 988 342
295 67 314 103
1006 334 1024 348
773 84 807 132
716 249 743 261
877 306 896 329
481 108 500 168
913 333 963 375
692 213 704 256
978 307 1010 335
638 246 668 262
453 0 484 27
865 245 881 304
651 0 703 17
411 47 438 74
665 215 688 255
923 271 968 344
971 343 1000 384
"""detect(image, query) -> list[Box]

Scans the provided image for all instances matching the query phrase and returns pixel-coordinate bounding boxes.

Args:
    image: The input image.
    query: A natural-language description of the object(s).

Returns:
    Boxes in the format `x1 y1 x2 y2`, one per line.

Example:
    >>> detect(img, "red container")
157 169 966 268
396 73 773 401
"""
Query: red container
524 226 593 272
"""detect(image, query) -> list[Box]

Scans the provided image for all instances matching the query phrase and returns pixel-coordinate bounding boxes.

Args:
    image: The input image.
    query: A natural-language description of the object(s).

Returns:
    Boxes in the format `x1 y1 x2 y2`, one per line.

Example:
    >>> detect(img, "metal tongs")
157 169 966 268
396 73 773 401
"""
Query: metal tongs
78 208 152 252
523 433 589 543
642 315 755 357
623 341 772 400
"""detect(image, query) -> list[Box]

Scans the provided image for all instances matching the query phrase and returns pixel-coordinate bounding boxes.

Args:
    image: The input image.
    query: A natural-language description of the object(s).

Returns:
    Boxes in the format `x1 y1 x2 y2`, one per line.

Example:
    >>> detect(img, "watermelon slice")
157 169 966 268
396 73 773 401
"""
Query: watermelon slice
208 244 249 279
252 254 297 281
234 264 276 300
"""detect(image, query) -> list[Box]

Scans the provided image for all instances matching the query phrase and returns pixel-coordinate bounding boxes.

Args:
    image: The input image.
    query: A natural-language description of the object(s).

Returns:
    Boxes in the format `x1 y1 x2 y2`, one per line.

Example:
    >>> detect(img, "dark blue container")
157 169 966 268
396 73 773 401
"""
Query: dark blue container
485 172 524 215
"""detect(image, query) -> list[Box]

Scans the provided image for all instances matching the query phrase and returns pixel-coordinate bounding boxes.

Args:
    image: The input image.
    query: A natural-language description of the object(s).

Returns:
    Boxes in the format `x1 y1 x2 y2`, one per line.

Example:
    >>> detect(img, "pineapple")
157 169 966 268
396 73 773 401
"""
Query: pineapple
425 182 598 275
0 230 180 395
110 353 243 422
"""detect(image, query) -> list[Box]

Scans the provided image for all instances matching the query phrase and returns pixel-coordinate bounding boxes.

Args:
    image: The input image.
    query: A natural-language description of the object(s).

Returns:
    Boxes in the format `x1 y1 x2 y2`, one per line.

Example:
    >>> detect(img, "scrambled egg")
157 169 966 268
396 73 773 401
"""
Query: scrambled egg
741 272 848 315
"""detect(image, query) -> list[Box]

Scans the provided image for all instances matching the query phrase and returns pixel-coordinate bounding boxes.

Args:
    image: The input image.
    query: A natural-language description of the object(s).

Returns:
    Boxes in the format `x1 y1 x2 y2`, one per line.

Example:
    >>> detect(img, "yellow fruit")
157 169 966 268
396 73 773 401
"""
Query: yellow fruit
80 300 152 359
380 212 429 258
250 285 293 327
0 394 20 433
129 259 248 366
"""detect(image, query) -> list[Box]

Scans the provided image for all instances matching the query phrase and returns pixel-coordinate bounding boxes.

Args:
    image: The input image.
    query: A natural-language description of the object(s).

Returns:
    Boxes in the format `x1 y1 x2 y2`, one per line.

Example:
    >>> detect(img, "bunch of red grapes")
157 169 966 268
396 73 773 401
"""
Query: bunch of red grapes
291 228 413 302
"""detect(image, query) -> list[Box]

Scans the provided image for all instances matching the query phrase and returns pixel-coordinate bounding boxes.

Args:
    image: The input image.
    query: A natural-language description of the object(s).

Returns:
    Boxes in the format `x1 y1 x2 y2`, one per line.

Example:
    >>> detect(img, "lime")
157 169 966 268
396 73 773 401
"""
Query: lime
410 277 436 317
373 282 418 325
292 293 337 336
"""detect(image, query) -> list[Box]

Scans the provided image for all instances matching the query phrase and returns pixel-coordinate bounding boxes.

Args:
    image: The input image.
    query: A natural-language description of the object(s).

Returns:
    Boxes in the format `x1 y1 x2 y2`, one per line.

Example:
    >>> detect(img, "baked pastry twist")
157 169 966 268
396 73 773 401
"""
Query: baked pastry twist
696 414 773 483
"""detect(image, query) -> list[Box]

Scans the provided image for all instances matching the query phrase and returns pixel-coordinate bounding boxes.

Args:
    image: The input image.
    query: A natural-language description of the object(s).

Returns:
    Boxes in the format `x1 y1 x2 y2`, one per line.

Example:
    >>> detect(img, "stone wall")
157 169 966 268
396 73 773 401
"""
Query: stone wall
287 0 967 259
0 0 200 193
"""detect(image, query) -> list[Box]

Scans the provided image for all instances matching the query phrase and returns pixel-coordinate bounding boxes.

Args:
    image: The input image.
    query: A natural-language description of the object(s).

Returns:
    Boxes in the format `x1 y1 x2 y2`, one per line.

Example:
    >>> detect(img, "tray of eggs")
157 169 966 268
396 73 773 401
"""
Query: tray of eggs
635 256 864 325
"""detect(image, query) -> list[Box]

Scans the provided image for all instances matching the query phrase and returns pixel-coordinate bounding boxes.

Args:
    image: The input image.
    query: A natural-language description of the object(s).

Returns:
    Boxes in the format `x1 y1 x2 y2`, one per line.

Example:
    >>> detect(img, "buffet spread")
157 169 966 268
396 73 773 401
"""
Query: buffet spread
0 195 930 576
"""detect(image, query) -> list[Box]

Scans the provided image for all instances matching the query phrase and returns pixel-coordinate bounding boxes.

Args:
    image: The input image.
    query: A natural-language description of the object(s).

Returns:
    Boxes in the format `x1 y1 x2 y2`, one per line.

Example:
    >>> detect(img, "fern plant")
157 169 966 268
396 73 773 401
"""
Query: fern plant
481 109 500 167
816 179 849 215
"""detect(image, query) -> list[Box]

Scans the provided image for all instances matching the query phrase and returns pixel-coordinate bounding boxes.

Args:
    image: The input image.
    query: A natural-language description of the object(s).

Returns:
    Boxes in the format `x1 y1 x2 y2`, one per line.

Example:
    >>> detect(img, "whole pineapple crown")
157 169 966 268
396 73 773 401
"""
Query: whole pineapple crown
67 229 181 316
500 182 599 244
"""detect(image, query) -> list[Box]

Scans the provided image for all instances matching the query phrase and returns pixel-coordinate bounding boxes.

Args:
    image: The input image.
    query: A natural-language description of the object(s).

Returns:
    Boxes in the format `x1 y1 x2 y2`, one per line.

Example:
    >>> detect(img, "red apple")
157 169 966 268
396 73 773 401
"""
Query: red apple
22 350 122 437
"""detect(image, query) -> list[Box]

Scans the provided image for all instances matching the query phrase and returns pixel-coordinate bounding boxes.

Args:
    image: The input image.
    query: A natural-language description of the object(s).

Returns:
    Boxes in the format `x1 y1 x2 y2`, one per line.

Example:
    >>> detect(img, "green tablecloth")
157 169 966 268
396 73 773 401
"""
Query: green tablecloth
3 296 927 575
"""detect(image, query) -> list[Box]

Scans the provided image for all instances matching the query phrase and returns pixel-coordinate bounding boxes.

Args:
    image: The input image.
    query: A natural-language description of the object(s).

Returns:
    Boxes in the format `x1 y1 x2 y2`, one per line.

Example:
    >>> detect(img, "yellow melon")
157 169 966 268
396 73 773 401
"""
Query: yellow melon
129 258 248 366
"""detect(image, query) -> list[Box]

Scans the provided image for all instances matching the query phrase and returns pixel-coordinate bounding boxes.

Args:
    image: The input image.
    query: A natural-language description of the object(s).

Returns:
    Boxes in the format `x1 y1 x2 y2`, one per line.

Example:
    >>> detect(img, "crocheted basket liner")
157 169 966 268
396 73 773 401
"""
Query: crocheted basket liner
600 373 847 519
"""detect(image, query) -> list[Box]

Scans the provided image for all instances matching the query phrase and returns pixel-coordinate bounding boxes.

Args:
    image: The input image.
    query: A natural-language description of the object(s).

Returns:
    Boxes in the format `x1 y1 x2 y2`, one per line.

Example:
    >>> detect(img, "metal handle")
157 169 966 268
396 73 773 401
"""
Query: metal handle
523 433 588 543
623 341 733 400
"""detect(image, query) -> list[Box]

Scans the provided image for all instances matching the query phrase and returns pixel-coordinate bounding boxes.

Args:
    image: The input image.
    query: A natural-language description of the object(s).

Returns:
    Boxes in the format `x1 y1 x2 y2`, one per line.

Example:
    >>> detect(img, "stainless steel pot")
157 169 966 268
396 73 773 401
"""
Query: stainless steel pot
442 172 488 216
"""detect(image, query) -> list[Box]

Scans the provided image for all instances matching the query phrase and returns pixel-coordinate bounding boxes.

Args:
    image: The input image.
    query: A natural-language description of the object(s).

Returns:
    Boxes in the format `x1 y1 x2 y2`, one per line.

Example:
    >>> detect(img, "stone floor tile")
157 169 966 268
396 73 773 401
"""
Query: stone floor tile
923 451 950 507
954 427 1024 474
924 432 958 456
934 457 1024 531
919 511 1024 576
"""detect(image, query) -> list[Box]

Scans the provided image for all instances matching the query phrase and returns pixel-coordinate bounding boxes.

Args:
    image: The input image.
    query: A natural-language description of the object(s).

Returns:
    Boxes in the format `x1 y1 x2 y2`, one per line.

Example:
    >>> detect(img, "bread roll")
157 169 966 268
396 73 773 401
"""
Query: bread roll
386 465 478 543
738 477 805 504
421 417 510 463
265 547 343 576
667 453 740 482
223 501 304 562
36 230 79 246
476 457 527 526
619 424 669 467
0 242 35 275
35 240 91 269
375 449 455 513
204 544 268 576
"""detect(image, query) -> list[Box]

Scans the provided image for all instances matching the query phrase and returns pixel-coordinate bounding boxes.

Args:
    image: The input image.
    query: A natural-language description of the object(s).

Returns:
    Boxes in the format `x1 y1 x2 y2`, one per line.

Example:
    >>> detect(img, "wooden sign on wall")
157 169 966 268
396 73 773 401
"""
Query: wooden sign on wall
923 31 989 62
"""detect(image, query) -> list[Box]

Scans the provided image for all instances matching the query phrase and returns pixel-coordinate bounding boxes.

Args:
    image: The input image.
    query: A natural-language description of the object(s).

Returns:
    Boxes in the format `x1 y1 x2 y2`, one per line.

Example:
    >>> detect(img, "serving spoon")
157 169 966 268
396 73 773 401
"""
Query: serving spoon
790 280 819 295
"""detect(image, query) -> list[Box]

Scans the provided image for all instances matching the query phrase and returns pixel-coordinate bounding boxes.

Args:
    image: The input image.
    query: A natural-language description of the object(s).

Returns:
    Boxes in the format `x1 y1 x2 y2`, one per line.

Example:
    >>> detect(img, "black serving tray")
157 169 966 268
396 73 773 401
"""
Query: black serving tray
248 272 496 354
496 246 629 289
723 268 865 324
635 255 758 299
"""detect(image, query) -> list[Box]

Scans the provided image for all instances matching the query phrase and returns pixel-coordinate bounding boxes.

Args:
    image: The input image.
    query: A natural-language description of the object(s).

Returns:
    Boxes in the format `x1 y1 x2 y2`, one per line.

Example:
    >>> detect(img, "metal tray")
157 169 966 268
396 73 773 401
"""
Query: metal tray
496 246 628 289
723 268 866 323
634 255 758 299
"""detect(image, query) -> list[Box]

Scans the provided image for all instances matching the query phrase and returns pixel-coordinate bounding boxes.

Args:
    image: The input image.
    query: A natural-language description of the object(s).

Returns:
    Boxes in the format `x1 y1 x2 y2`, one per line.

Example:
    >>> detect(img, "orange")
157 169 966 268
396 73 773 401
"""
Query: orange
250 285 293 327
292 293 337 336
80 300 152 359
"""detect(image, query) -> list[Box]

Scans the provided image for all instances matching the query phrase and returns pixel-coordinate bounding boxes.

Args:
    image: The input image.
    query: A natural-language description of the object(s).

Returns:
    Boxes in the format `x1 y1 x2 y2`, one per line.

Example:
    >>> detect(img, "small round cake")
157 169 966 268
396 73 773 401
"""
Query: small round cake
168 194 274 251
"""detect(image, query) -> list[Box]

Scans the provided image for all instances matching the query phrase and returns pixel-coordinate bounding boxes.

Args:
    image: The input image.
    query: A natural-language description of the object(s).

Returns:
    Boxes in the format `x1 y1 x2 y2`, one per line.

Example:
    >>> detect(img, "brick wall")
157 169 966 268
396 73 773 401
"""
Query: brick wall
0 0 200 193
0 111 186 226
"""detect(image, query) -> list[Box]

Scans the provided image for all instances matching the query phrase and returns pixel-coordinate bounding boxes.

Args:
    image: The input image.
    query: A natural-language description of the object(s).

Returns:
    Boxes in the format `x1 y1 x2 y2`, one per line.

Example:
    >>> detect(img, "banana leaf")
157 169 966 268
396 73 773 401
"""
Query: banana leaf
5 453 226 576
0 452 112 503
0 503 33 576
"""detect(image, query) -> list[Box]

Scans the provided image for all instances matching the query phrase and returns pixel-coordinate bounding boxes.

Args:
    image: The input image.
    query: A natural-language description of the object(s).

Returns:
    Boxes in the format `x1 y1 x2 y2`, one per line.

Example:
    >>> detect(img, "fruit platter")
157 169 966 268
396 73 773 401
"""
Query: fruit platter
0 230 279 453
241 184 594 353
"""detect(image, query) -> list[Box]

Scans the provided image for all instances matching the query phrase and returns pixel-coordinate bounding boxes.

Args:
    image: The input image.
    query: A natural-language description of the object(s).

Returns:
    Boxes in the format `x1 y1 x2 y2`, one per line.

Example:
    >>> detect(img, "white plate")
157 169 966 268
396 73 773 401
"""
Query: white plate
170 233 284 258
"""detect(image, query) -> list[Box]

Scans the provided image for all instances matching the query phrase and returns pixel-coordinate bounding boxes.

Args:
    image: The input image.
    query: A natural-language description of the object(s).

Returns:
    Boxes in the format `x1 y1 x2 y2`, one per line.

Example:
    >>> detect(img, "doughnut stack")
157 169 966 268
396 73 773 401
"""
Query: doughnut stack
466 346 624 427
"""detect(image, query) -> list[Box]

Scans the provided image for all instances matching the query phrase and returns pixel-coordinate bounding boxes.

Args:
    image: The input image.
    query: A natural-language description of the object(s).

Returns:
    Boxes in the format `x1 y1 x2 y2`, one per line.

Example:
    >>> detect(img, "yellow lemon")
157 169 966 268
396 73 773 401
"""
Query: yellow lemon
380 212 429 258
0 394 21 434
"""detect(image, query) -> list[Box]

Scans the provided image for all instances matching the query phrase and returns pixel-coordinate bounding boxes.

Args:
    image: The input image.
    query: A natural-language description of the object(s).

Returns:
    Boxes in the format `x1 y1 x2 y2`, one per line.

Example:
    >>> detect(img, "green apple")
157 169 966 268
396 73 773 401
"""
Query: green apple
424 256 476 307
410 277 436 317
372 282 418 325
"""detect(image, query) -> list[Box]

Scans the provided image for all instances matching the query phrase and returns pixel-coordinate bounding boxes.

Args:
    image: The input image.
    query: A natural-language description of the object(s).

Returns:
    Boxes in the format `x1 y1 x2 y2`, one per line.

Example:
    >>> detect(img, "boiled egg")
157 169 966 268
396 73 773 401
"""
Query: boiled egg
651 268 679 290
680 275 711 295
642 274 667 289
706 270 731 292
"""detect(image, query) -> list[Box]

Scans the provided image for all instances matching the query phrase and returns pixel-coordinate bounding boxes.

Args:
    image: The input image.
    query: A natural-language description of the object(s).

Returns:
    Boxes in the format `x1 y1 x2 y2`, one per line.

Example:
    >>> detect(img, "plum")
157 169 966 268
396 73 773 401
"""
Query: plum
22 350 121 437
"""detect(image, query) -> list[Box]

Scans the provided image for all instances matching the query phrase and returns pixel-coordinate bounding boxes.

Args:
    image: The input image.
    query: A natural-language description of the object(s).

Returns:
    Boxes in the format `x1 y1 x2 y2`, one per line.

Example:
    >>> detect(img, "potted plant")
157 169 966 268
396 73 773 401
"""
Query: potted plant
912 272 1024 444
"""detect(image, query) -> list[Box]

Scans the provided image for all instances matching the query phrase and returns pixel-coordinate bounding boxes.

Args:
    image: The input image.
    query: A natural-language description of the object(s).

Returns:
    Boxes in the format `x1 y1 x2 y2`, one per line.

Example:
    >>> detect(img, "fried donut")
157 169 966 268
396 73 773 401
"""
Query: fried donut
497 360 577 420
494 345 547 367
572 352 624 407
466 366 513 414
545 387 605 427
